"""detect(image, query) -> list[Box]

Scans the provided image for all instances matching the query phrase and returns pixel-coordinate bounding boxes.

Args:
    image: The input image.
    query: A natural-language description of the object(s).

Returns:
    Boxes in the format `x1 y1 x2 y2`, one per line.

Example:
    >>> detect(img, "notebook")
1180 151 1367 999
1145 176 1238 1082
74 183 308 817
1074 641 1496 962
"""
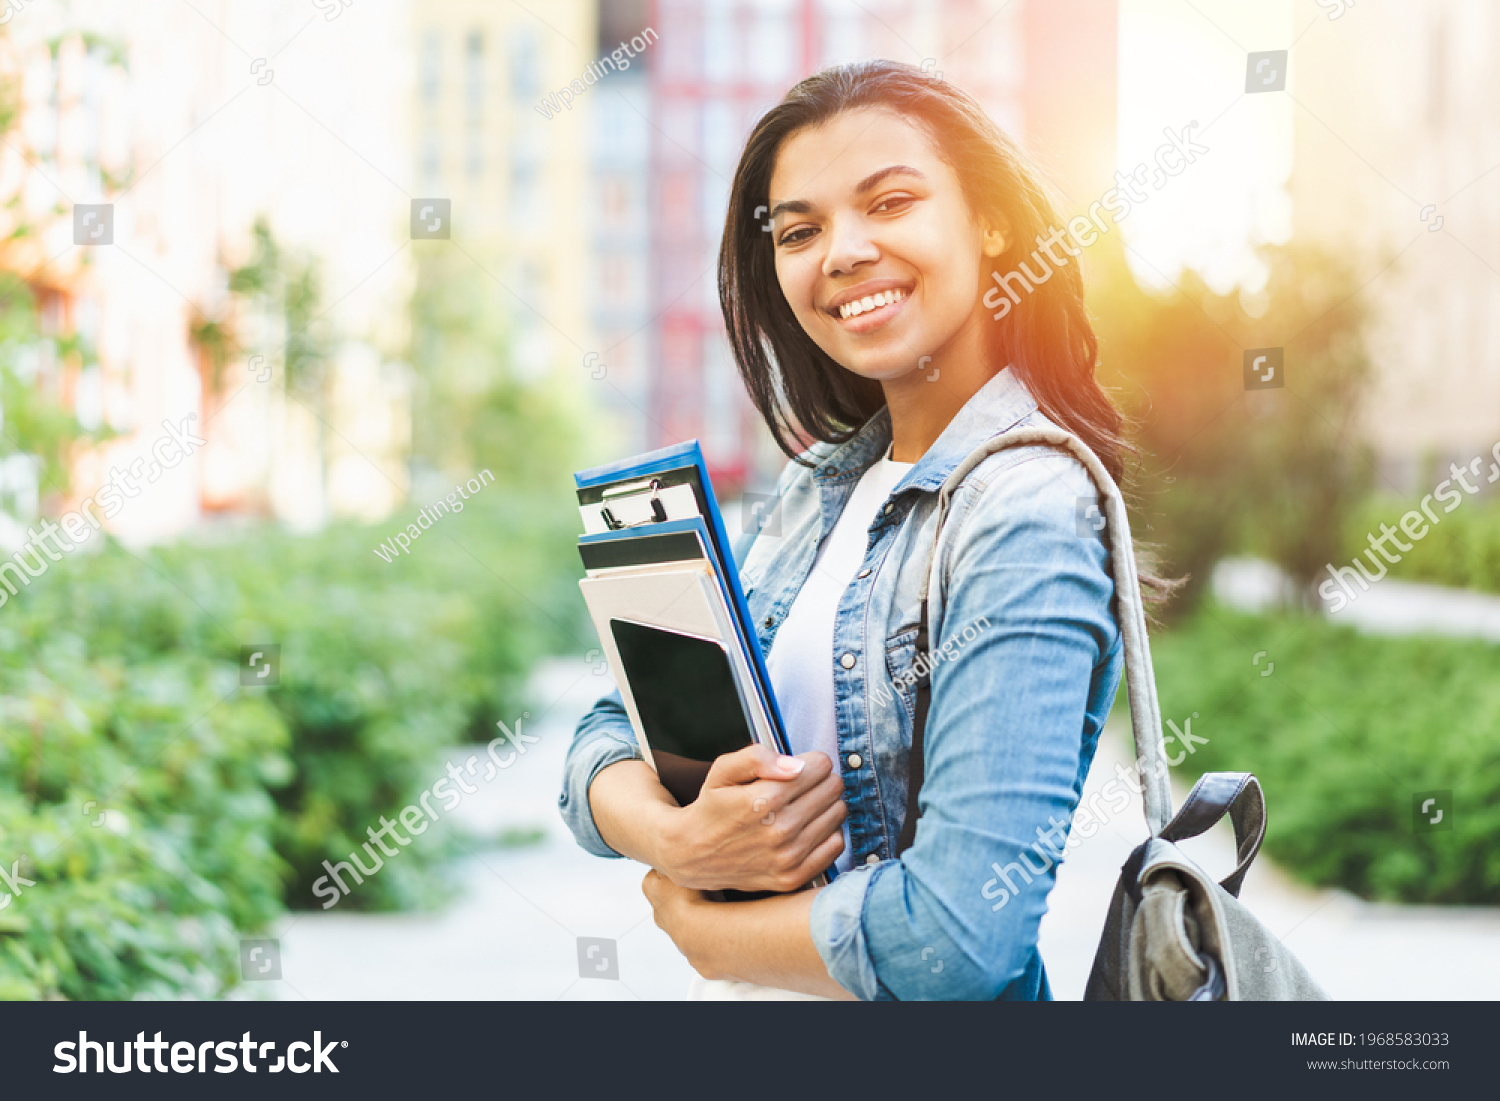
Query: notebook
574 442 832 890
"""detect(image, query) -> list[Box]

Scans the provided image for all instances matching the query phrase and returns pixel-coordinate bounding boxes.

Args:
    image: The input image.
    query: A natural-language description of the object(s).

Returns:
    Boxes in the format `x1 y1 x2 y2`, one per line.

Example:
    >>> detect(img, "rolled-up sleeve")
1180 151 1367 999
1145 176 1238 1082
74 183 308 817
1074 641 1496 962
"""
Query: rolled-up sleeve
558 685 644 859
810 452 1120 1000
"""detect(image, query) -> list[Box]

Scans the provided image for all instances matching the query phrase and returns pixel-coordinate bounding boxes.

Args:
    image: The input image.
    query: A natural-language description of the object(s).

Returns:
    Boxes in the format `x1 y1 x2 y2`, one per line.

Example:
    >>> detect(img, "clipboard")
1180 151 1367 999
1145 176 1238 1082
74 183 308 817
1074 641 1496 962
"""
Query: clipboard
575 441 788 756
573 443 831 889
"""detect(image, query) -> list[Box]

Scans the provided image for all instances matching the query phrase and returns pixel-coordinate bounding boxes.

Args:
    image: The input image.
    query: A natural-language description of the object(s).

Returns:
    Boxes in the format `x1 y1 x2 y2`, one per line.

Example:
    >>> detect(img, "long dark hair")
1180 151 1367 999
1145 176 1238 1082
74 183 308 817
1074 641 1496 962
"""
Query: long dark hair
718 59 1177 607
719 58 1130 486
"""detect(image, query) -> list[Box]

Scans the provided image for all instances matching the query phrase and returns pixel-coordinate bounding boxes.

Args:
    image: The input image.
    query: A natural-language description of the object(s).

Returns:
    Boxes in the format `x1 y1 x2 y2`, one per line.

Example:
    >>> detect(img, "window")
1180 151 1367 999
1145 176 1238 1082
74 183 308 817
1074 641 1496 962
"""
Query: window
465 31 484 180
509 27 542 99
420 29 441 106
1427 19 1447 127
603 255 628 305
464 30 484 118
820 0 863 68
703 0 736 82
602 176 628 224
598 0 650 58
511 160 534 219
749 2 793 84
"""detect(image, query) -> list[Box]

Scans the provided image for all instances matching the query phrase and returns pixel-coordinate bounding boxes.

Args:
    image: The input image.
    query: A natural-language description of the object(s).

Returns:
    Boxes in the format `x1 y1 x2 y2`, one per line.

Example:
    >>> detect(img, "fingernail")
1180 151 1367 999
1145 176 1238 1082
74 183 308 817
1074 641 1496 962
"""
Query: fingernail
778 756 805 774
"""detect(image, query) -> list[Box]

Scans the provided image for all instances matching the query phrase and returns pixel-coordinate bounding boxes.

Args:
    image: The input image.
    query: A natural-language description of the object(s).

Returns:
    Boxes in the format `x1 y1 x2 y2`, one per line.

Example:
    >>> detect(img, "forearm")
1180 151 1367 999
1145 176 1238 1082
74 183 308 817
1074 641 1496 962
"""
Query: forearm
678 889 856 1000
587 758 679 867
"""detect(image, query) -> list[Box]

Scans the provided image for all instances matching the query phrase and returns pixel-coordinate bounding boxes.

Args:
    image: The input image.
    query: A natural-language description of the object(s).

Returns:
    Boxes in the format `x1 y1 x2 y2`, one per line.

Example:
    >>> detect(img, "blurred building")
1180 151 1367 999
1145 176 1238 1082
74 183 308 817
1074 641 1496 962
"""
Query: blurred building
413 0 596 385
1290 0 1500 493
0 1 417 547
2 0 606 547
590 0 1116 493
586 1 655 461
0 0 1122 547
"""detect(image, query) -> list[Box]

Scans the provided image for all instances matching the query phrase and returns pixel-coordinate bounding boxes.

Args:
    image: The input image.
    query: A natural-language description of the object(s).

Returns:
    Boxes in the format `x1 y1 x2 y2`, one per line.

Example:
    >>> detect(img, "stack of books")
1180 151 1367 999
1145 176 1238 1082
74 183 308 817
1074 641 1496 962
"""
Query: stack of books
574 440 789 809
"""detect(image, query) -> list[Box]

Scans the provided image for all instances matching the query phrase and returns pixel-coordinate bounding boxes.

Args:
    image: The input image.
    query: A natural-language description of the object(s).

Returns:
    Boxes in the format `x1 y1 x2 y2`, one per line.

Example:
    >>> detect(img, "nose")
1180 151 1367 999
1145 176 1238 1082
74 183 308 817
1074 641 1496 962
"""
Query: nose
822 212 879 278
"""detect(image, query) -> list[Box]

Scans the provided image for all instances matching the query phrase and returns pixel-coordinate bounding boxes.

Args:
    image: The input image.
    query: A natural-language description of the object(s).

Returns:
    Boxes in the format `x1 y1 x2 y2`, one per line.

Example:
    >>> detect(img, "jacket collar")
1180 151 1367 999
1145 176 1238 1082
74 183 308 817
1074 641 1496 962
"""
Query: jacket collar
809 366 1039 494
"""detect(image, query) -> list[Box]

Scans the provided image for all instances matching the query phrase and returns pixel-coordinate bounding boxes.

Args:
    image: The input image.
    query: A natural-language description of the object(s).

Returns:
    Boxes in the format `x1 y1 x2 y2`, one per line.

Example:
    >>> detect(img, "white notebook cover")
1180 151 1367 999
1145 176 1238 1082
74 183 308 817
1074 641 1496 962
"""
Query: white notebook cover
577 563 779 770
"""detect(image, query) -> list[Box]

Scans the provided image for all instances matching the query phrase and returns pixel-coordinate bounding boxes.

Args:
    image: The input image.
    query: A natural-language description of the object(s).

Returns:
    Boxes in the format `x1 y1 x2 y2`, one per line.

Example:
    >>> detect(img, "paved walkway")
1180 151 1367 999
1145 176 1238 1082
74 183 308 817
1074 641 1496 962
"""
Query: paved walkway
1213 555 1500 641
241 653 1500 1000
238 658 697 1001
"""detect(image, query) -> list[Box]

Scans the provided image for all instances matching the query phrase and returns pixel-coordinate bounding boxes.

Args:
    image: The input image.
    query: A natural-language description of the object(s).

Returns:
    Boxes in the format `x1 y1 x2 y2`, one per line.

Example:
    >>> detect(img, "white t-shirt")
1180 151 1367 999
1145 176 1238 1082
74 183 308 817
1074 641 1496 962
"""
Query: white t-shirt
764 445 915 874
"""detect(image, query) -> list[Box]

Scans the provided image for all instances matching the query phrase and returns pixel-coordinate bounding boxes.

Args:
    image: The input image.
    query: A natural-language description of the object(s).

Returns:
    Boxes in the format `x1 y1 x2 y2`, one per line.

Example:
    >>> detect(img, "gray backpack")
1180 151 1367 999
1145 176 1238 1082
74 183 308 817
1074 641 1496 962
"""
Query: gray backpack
898 426 1329 1001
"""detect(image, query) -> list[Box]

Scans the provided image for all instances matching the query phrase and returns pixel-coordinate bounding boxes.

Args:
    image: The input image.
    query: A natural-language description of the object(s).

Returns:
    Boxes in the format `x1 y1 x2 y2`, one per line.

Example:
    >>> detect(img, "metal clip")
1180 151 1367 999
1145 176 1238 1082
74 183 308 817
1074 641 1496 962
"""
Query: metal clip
599 478 668 530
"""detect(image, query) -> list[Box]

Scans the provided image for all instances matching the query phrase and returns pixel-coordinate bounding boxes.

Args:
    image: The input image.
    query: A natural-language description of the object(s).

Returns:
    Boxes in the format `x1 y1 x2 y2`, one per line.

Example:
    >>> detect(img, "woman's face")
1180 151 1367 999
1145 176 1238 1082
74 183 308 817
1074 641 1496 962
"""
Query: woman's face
767 107 997 384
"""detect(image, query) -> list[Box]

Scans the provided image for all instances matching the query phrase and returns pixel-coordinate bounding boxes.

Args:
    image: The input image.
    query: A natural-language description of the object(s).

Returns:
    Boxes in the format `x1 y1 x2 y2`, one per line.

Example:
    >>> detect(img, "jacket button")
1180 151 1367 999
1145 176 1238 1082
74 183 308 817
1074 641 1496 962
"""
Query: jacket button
857 568 871 579
847 753 863 769
764 616 774 628
883 502 894 514
839 652 856 669
864 853 880 867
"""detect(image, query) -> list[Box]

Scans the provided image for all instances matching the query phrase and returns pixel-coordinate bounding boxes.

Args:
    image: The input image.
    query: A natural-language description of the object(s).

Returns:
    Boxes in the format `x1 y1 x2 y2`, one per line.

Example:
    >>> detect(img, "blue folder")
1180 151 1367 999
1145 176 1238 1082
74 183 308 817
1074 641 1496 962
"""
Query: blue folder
574 440 789 756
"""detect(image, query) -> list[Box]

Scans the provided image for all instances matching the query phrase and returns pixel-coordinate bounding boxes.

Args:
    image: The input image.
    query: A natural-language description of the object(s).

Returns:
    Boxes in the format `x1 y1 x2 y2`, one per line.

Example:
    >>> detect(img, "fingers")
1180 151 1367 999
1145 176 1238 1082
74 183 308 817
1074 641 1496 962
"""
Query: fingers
760 773 847 882
762 752 836 809
760 765 843 833
775 828 850 892
772 785 847 871
799 788 850 849
745 752 835 816
762 750 832 783
804 829 851 878
705 742 805 788
689 748 851 893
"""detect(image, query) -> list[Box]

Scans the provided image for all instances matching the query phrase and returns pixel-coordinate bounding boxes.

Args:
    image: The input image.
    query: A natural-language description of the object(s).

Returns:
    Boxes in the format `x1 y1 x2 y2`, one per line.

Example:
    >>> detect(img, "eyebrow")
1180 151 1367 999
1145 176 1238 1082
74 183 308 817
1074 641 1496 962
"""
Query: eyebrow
766 164 927 224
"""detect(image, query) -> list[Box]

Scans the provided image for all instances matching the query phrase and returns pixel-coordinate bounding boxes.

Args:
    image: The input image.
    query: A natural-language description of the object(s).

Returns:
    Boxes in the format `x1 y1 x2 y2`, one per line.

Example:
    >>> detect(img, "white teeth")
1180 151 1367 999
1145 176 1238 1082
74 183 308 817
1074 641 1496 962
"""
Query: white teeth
838 288 906 320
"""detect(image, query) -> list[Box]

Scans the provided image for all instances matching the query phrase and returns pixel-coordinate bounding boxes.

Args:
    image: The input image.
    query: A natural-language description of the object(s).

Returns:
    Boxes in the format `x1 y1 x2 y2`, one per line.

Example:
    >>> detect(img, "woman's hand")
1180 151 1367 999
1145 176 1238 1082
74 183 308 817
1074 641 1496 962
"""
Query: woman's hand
642 867 856 997
588 744 847 893
642 869 724 978
655 744 848 892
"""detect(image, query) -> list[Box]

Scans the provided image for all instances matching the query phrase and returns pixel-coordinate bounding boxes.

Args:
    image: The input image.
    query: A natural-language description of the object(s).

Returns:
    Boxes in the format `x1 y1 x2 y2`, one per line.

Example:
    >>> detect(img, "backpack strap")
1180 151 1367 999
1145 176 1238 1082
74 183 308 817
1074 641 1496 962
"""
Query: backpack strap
1158 772 1266 898
895 427 1173 856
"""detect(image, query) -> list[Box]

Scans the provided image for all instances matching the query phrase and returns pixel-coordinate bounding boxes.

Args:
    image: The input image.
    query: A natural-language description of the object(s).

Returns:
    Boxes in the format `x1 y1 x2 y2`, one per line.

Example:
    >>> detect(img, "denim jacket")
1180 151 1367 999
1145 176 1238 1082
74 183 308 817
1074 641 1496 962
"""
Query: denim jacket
558 366 1123 1000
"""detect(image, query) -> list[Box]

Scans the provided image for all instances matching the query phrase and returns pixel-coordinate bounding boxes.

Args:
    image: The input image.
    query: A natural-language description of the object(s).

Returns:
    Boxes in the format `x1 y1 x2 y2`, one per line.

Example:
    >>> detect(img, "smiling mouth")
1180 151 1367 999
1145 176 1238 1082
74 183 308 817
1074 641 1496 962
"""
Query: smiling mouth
828 289 906 331
834 287 907 321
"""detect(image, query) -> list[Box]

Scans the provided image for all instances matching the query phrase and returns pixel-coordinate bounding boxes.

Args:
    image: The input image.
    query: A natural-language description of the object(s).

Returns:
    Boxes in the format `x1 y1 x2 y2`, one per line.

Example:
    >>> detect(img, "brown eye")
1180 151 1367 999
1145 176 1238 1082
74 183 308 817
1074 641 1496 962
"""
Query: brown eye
873 196 914 215
777 226 815 247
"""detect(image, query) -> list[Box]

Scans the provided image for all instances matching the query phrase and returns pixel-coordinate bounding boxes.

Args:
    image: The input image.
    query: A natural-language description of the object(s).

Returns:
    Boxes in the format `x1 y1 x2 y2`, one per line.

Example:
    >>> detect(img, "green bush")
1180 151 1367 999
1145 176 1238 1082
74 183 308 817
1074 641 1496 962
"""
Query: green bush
0 490 581 997
1342 496 1500 594
0 628 288 999
1149 604 1500 904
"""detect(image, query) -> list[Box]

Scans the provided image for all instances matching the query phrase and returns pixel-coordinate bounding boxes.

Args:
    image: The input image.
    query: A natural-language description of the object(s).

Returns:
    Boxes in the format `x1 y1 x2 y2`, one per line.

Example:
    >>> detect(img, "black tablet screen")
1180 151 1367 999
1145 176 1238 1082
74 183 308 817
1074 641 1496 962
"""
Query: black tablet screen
609 617 755 806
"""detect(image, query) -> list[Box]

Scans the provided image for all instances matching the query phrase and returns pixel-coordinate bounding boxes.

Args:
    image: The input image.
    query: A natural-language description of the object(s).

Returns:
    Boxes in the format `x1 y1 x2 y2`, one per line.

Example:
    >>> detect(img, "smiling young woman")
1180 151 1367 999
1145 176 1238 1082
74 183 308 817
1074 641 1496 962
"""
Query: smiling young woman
559 59 1171 1001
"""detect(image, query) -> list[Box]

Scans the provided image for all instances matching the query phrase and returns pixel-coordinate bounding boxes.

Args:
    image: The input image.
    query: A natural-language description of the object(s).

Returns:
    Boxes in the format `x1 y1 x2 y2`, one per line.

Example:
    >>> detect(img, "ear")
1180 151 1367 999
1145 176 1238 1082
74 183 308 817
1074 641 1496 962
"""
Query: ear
979 213 1012 258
